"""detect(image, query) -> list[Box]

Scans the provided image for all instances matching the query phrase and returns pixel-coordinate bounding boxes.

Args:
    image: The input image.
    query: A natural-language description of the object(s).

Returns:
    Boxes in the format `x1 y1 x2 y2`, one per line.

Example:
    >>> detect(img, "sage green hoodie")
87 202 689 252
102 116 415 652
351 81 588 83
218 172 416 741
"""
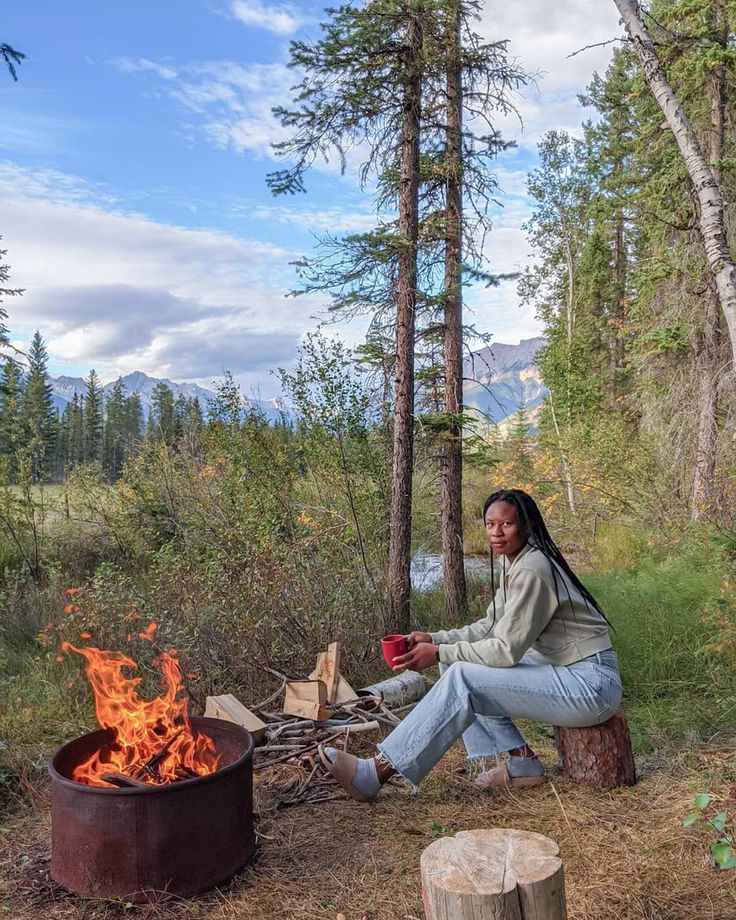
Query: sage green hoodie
430 544 612 668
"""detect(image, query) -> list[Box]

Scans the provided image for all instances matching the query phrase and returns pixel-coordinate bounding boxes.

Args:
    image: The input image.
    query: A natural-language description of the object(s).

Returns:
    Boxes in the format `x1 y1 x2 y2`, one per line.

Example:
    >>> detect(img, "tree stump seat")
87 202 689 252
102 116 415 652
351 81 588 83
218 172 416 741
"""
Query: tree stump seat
420 828 567 919
553 706 636 789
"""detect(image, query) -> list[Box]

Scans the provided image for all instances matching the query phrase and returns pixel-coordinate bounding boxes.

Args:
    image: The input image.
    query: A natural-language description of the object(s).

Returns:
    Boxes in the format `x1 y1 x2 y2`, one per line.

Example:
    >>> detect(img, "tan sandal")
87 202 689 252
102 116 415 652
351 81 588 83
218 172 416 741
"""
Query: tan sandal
475 761 547 790
317 744 374 803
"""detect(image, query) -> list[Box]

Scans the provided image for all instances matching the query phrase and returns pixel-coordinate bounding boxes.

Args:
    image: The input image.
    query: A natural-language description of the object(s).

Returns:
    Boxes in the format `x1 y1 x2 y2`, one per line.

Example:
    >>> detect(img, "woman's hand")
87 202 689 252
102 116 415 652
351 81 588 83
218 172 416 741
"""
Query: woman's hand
392 642 438 673
406 630 433 648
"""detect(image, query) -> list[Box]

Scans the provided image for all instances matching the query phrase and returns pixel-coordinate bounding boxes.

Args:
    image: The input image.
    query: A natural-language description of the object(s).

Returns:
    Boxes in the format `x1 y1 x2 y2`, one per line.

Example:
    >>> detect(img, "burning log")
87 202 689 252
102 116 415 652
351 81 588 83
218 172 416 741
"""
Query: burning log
101 772 154 790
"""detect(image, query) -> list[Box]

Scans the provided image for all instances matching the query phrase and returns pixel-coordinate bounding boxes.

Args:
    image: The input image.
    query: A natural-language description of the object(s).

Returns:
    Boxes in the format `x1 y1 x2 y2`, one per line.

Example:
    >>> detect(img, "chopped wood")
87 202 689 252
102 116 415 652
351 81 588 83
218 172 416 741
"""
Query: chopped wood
204 693 267 745
309 646 357 704
312 642 341 703
282 680 331 721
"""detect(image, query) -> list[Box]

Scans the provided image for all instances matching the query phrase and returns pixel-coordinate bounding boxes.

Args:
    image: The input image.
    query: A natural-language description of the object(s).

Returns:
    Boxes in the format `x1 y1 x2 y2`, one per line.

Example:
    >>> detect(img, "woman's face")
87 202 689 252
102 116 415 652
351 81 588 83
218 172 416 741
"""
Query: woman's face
485 500 527 563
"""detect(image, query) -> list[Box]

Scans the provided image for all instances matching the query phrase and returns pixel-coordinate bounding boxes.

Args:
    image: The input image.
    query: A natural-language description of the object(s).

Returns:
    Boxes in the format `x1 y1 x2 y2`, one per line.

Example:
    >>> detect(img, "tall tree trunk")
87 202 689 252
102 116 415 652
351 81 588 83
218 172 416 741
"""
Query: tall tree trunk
388 5 422 634
611 156 627 397
691 284 720 518
549 396 576 515
613 0 736 366
441 0 467 622
691 0 726 520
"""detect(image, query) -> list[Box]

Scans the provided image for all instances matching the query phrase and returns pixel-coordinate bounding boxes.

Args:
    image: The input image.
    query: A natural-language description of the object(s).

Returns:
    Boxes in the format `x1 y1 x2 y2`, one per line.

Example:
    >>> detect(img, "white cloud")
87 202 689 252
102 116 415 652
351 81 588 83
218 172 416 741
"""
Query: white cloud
246 201 379 233
114 58 296 158
230 0 305 35
476 1 624 152
114 57 179 81
0 163 316 390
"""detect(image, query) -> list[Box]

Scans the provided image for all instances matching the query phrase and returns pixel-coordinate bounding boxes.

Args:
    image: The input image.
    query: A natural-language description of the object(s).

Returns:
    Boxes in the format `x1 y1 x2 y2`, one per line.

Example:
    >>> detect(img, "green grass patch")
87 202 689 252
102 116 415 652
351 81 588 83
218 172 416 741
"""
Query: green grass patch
584 545 736 751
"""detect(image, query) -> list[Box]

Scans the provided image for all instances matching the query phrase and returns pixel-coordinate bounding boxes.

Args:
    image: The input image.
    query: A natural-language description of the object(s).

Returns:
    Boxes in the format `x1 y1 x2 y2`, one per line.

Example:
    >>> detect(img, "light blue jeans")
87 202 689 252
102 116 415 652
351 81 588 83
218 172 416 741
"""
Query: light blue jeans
377 650 622 786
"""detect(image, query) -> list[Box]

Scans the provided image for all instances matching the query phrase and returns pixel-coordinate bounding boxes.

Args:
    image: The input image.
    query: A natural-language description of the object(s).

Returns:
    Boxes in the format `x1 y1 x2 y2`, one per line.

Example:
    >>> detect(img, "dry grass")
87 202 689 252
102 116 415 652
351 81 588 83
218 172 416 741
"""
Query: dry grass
2 733 736 920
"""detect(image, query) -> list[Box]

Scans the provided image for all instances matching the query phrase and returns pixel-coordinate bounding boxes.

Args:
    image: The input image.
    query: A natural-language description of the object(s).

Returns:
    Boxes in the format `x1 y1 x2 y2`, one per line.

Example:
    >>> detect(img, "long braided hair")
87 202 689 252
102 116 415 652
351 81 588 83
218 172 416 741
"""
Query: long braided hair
483 488 612 629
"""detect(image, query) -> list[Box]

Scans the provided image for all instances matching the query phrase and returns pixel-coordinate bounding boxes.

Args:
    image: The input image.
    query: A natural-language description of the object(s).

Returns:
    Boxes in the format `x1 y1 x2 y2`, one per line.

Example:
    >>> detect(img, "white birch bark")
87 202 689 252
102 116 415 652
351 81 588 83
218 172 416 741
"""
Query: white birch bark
612 0 736 366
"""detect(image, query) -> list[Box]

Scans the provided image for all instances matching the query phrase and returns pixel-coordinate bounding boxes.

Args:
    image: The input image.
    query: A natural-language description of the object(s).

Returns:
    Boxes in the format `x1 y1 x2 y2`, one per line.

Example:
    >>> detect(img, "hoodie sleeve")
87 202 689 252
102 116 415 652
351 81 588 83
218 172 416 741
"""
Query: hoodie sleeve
436 568 557 667
430 588 505 646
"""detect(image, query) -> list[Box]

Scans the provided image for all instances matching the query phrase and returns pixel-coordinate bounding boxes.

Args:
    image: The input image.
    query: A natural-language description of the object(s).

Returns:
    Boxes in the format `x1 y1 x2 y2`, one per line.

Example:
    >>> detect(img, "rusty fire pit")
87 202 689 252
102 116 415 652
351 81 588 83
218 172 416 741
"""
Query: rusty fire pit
49 716 255 900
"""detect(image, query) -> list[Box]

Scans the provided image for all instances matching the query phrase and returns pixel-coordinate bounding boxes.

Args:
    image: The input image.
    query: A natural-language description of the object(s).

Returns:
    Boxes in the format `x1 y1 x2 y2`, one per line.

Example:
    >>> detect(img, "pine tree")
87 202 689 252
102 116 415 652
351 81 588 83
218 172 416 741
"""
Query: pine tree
65 393 84 469
52 407 65 481
269 0 527 629
150 382 175 442
103 378 127 480
83 370 103 465
21 331 55 481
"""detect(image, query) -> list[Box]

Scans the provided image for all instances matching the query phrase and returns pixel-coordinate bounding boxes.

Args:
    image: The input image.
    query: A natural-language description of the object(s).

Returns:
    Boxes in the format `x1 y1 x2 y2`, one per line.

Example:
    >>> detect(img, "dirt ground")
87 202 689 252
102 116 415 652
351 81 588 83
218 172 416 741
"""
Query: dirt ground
2 734 736 920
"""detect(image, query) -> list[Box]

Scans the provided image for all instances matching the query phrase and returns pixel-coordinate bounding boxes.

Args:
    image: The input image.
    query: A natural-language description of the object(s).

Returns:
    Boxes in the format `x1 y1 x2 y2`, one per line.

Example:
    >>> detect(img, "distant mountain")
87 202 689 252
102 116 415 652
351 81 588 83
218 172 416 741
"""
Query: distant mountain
463 337 547 426
48 338 545 428
49 372 288 423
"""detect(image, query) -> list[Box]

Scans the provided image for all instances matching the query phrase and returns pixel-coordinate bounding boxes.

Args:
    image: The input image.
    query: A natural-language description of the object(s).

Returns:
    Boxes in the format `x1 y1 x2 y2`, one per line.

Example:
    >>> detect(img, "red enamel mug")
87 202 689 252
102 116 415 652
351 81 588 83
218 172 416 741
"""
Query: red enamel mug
381 634 408 669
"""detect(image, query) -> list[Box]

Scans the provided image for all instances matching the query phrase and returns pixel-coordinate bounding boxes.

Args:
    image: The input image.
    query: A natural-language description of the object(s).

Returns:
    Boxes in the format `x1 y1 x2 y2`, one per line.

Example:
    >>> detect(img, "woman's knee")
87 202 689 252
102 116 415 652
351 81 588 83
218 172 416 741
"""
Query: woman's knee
444 660 475 687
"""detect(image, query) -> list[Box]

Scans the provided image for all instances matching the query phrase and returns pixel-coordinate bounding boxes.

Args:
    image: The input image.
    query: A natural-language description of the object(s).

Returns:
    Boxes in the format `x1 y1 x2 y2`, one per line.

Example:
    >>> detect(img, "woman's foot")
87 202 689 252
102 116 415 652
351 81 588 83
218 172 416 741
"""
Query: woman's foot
475 754 547 790
318 746 396 802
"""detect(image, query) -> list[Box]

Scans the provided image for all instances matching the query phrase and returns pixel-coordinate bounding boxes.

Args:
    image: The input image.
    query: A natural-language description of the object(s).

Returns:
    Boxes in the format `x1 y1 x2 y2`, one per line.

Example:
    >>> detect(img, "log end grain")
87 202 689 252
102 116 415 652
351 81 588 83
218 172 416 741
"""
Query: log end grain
420 828 566 920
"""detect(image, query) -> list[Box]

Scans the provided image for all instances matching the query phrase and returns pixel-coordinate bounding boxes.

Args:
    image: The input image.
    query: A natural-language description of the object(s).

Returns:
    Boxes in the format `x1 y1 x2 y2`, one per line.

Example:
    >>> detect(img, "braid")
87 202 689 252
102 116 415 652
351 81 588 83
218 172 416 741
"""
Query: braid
483 489 613 629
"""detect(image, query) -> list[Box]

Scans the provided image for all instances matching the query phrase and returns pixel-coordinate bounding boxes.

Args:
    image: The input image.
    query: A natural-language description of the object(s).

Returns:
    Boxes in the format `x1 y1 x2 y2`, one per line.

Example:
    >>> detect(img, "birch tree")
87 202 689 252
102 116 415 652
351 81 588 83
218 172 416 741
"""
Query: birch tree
613 0 736 367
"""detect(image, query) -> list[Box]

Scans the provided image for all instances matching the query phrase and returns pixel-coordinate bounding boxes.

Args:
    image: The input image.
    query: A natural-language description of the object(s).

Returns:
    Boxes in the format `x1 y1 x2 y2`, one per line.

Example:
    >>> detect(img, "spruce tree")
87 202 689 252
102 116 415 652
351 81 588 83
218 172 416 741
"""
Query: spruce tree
21 331 56 481
103 378 127 480
83 370 103 465
150 382 176 442
66 393 84 469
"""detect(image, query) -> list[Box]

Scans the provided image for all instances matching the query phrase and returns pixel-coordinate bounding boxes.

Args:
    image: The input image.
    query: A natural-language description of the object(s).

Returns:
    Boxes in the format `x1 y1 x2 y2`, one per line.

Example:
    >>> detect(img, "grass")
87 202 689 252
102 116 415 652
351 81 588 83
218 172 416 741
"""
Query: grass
2 537 736 916
584 544 736 751
2 733 736 919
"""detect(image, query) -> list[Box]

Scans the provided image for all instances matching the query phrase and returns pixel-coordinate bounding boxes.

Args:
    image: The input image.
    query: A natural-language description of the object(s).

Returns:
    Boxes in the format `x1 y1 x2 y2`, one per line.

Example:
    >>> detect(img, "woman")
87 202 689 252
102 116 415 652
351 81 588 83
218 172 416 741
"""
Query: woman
319 488 623 801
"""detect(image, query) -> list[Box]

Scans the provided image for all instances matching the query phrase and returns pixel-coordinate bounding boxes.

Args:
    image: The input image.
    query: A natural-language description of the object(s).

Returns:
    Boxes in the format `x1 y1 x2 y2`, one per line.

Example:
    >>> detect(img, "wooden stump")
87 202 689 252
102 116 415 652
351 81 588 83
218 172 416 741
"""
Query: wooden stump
554 707 636 789
420 828 566 920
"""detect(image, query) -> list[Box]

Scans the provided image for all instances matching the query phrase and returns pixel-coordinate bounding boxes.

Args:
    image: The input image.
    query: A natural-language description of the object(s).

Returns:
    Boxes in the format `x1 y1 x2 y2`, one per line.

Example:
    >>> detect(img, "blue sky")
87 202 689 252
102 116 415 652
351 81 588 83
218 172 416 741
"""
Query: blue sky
2 0 621 396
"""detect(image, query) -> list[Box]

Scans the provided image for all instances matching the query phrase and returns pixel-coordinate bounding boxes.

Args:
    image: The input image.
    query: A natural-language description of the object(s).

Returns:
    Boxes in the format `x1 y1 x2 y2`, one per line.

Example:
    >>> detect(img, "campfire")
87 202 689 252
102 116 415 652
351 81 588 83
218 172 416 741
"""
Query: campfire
49 625 256 900
61 626 219 787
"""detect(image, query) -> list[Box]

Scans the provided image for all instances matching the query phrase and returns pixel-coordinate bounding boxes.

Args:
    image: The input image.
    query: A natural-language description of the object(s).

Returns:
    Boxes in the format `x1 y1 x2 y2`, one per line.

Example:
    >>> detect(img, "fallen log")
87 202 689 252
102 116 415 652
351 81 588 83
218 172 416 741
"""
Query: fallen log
359 671 428 708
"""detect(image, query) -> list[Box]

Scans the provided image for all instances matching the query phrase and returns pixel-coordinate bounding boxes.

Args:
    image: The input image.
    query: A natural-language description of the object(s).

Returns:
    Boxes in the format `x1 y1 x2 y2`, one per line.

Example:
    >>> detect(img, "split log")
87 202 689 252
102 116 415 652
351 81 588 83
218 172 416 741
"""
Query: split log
309 650 357 705
420 828 566 920
283 680 331 721
554 707 636 790
204 694 267 745
313 641 341 703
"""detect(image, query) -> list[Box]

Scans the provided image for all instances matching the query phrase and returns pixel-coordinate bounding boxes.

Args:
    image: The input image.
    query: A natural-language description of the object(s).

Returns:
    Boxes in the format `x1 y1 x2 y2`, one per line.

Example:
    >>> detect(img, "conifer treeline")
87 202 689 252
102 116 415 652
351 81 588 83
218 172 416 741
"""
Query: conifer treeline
0 330 205 484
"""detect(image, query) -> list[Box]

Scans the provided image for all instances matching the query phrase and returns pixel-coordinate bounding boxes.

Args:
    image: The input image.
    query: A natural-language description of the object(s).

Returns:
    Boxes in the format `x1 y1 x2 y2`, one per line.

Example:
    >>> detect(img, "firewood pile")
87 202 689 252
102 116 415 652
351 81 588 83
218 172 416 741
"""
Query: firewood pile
204 642 425 808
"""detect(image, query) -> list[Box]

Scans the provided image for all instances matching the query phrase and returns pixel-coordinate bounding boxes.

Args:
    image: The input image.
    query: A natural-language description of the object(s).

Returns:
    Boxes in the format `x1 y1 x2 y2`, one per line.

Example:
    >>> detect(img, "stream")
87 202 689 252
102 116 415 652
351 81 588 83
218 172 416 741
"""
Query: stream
410 550 493 593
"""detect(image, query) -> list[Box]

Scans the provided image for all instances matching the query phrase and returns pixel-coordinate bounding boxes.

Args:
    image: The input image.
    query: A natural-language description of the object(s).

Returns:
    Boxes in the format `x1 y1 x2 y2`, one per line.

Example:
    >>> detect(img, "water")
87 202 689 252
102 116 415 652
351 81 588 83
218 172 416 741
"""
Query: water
410 550 492 592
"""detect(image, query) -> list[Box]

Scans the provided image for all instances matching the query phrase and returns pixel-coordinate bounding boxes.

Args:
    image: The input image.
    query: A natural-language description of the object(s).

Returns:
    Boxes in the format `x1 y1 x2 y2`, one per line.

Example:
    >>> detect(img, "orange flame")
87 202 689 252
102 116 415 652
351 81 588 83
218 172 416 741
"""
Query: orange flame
61 633 219 788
